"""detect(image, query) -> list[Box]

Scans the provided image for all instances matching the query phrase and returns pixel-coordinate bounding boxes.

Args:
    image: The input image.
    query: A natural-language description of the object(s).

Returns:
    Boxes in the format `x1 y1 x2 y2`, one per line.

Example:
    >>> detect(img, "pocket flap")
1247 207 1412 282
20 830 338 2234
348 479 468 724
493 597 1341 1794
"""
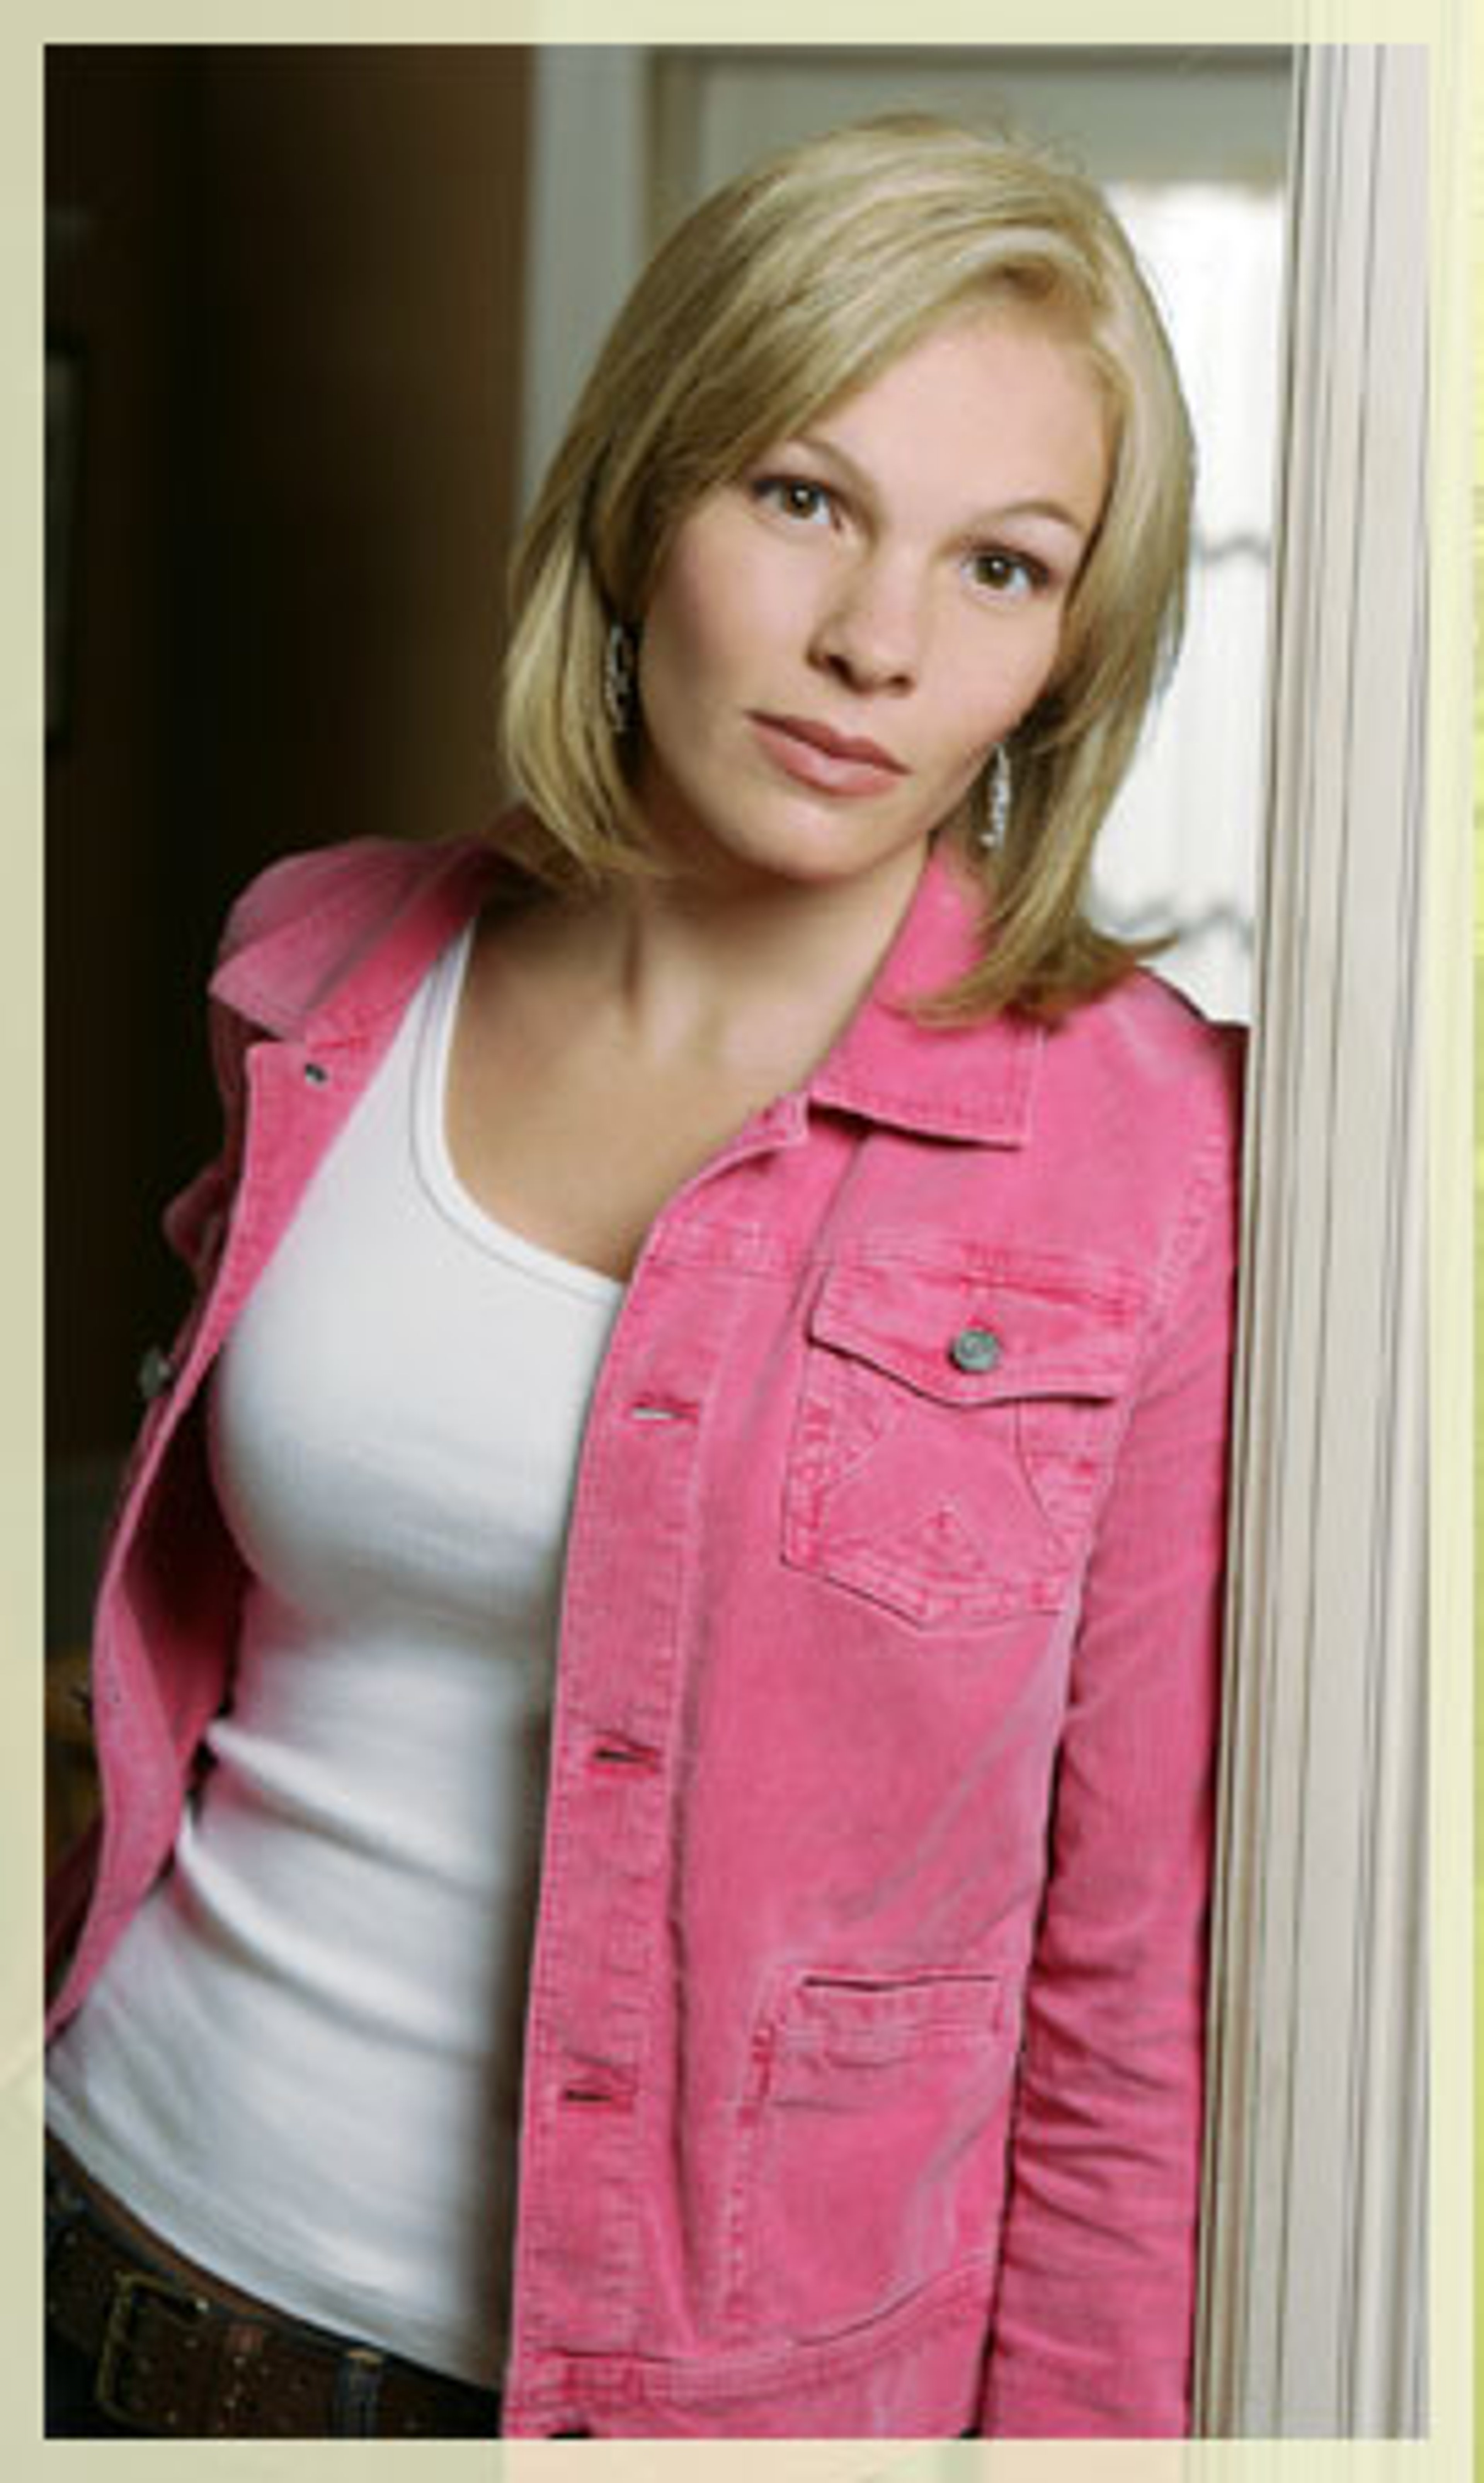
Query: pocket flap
806 1254 1143 1407
779 1970 1006 2064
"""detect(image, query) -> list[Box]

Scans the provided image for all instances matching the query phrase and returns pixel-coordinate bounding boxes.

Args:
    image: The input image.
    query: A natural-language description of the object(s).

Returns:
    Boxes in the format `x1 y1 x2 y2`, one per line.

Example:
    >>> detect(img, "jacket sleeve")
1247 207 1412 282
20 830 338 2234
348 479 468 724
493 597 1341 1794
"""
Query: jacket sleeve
45 861 291 1991
46 837 420 2010
979 1033 1244 2437
157 982 253 1282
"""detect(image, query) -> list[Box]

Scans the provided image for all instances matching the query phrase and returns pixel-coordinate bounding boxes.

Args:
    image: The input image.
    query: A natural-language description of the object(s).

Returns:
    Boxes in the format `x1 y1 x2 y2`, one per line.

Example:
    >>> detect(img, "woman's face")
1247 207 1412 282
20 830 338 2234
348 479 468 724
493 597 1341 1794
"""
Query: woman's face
633 306 1110 901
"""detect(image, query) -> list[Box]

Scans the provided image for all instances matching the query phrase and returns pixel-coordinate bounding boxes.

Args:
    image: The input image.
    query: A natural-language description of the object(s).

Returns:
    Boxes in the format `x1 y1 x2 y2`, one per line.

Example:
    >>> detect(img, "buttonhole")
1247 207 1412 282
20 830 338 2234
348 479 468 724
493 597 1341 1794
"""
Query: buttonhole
560 2082 631 2109
590 1739 660 1773
628 1403 680 1424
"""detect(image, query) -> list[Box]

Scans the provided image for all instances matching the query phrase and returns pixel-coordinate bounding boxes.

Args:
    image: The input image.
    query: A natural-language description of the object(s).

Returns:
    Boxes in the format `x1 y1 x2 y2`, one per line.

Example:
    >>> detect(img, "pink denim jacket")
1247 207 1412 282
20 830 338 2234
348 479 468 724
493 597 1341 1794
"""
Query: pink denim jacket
46 828 1243 2439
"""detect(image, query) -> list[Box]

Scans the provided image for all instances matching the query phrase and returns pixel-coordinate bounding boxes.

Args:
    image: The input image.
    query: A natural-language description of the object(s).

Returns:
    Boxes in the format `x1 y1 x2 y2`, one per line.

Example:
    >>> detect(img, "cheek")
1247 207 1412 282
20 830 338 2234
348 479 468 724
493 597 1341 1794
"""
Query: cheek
642 514 807 719
934 616 1065 772
641 548 701 681
642 552 745 722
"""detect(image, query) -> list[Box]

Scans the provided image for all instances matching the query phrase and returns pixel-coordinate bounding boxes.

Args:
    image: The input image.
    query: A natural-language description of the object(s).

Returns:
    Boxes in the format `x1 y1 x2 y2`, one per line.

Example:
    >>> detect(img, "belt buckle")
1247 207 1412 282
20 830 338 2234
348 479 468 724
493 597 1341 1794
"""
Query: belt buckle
96 2266 212 2431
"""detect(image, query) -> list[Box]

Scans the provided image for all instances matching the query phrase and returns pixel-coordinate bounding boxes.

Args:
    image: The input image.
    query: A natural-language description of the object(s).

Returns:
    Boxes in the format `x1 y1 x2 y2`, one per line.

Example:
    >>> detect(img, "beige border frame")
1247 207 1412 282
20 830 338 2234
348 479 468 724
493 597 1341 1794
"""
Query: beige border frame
3 18 1471 2483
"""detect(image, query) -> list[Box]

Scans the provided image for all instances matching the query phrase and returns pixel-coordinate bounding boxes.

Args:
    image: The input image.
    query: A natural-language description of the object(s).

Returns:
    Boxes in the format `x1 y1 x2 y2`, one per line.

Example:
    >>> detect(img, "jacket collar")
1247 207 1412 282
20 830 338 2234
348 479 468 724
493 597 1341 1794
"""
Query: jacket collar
210 836 503 1041
807 842 1041 1146
212 827 1040 1148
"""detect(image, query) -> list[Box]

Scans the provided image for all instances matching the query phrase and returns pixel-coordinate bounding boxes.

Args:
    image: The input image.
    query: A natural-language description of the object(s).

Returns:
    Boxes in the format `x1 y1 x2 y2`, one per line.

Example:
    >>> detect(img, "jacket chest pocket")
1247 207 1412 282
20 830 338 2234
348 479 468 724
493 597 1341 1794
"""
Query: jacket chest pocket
781 1250 1145 1631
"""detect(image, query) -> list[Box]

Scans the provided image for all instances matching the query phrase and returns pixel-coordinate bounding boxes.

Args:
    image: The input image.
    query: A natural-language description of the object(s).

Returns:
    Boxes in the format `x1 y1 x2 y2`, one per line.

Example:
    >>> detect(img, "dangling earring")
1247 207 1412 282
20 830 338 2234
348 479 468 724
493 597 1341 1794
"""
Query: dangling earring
978 744 1012 854
603 620 638 736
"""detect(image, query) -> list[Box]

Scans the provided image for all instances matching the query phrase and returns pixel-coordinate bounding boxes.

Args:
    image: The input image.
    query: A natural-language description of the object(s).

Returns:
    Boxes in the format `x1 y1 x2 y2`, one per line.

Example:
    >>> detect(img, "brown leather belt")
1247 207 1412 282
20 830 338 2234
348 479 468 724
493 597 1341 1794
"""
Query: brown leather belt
45 2150 502 2438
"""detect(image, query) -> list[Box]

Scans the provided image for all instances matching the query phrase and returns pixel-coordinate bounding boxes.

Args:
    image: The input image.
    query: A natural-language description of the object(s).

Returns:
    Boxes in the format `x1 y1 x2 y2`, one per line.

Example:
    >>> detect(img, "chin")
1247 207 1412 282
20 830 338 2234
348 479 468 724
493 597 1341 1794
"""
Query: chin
723 834 909 894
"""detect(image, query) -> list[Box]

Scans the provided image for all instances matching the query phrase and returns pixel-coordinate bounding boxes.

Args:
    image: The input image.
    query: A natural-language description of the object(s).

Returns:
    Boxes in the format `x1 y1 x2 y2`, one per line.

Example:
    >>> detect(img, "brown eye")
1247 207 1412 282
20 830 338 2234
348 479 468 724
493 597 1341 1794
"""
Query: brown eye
754 476 833 526
970 548 1044 599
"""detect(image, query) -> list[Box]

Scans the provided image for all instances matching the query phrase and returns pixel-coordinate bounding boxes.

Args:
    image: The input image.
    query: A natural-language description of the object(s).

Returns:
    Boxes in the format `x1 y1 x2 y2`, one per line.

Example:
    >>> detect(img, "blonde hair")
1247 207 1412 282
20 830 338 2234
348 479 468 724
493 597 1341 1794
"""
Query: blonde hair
500 114 1195 1021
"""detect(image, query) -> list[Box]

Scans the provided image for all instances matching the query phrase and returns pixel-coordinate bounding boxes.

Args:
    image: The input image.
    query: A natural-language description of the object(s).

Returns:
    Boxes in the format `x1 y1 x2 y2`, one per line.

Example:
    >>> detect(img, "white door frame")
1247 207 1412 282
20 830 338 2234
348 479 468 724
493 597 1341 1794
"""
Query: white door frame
1196 40 1457 2441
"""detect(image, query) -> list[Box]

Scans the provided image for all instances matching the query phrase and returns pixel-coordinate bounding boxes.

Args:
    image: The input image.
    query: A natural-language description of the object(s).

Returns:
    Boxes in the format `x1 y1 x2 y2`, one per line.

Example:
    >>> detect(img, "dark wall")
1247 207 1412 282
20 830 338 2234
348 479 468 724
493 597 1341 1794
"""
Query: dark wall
46 47 531 1472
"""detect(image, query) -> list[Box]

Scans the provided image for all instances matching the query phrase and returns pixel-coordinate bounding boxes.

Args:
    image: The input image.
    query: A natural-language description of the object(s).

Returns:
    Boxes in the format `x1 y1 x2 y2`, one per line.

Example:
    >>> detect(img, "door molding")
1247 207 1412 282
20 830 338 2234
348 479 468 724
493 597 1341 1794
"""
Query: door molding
1195 44 1431 2437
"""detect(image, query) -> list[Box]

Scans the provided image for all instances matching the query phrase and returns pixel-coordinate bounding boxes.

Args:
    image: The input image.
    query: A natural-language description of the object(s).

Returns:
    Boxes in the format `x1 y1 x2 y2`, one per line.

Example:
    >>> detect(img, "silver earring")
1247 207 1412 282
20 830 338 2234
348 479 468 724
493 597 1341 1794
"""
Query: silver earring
978 745 1012 853
603 620 638 736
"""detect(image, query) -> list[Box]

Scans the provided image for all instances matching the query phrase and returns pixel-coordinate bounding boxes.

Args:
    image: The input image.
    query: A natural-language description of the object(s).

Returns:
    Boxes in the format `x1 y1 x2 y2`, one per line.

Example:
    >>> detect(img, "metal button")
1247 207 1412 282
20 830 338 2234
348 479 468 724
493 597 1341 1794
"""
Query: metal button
948 1324 1001 1375
137 1344 175 1402
303 1061 330 1087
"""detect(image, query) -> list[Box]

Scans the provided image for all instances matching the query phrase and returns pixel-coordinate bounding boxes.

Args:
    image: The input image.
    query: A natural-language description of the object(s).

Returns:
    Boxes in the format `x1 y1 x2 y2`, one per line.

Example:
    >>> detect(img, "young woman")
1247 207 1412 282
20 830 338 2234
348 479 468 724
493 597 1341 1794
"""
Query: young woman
44 115 1242 2440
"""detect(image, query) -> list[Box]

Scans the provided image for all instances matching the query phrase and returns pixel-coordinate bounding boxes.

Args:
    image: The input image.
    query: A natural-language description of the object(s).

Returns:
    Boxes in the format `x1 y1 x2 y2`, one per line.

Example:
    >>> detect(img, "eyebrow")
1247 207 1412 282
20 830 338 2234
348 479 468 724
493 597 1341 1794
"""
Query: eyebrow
787 432 1096 546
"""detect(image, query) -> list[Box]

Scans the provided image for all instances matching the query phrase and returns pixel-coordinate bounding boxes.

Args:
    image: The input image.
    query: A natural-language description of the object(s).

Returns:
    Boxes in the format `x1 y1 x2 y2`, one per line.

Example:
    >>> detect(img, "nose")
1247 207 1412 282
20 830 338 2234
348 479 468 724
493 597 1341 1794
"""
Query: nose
809 551 926 694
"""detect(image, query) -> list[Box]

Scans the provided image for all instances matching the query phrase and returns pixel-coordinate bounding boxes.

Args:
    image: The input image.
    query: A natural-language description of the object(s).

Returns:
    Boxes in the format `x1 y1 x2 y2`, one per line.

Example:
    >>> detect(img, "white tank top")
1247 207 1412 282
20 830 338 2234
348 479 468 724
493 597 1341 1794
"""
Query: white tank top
47 920 623 2386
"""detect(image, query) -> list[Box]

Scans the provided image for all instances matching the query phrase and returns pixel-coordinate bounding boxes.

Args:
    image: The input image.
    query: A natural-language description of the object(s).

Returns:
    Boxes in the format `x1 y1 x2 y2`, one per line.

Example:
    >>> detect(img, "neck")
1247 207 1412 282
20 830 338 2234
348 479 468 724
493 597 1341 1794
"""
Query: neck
584 838 933 1083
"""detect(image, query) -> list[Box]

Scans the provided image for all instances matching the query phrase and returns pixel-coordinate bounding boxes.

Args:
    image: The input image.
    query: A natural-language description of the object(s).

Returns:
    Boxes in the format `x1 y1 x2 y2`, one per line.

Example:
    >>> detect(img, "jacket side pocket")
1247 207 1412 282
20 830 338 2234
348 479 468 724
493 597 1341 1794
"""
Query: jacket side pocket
726 1967 1017 2343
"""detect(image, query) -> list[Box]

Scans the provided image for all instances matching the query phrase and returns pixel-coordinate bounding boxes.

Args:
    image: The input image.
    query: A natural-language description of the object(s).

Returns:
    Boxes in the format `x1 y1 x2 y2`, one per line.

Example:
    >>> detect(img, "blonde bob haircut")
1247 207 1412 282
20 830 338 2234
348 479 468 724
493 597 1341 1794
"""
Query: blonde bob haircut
500 114 1195 1022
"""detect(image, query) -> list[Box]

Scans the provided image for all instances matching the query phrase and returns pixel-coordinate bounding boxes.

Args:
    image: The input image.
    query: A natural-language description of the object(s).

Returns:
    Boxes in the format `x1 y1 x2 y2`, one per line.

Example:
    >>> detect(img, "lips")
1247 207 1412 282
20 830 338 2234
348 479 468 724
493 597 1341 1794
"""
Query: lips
756 714 905 772
749 712 908 798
